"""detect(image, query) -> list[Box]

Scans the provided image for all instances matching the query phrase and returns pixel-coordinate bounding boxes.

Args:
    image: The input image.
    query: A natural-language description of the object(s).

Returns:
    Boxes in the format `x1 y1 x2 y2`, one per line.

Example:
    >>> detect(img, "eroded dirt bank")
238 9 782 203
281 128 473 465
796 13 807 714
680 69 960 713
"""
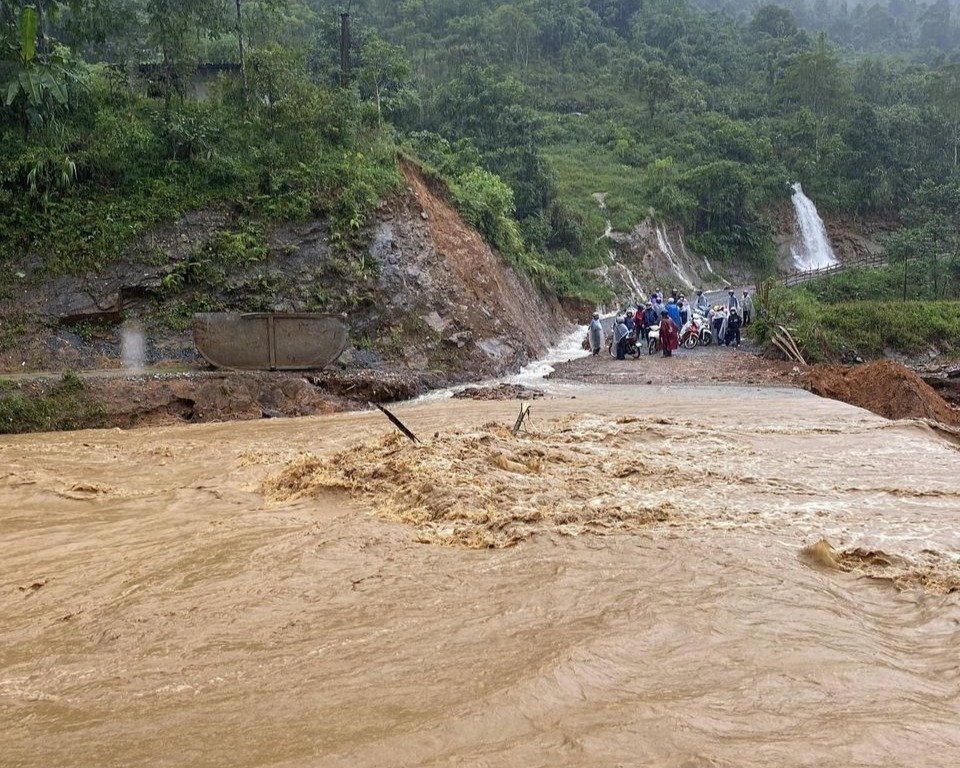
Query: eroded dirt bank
0 160 567 382
2 388 959 767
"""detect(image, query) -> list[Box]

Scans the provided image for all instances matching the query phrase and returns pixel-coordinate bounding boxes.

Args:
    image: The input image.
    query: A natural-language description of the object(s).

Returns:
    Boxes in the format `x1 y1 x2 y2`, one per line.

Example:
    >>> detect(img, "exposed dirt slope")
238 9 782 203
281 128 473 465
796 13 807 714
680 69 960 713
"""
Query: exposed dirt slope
0 162 567 383
803 360 959 425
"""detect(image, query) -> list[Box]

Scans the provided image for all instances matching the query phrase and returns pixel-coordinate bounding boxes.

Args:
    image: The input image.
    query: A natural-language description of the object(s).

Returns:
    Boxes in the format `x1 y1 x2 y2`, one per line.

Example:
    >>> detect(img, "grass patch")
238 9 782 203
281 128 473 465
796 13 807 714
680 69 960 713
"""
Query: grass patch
0 372 106 434
543 139 648 236
755 284 960 361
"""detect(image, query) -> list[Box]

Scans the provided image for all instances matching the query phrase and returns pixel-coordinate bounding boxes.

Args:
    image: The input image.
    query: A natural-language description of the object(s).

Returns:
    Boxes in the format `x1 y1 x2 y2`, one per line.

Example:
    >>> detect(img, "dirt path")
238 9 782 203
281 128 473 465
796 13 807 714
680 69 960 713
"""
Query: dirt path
550 339 801 388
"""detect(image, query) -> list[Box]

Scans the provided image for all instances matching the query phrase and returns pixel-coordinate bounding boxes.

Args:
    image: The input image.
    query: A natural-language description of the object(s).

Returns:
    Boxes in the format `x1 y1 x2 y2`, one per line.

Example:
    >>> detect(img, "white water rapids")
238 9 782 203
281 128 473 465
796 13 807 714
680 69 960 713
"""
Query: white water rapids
790 182 839 271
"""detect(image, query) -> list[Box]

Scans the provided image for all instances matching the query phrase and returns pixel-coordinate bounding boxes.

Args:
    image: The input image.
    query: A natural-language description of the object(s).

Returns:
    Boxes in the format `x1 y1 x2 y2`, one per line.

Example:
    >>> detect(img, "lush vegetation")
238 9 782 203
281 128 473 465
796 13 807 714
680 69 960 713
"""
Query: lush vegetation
754 283 960 361
0 372 105 432
3 0 960 304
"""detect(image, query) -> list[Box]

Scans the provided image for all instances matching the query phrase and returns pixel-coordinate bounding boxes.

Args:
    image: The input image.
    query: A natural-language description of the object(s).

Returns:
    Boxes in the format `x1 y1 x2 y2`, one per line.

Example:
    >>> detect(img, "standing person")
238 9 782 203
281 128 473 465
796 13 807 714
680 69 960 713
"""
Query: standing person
613 315 629 360
589 312 604 356
712 304 726 345
658 310 680 358
725 308 742 347
666 297 682 327
741 291 753 326
678 298 689 326
727 288 740 312
696 289 709 314
642 302 658 341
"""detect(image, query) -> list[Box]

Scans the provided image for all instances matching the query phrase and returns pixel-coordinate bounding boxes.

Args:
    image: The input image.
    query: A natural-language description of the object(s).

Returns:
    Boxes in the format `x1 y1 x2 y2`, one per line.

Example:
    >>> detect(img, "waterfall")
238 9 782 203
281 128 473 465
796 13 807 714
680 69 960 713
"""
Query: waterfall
790 182 839 271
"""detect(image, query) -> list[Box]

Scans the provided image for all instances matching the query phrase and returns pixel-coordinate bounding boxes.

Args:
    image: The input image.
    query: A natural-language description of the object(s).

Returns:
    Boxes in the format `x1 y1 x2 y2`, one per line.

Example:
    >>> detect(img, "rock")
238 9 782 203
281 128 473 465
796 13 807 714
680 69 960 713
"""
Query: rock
422 312 446 334
444 331 473 349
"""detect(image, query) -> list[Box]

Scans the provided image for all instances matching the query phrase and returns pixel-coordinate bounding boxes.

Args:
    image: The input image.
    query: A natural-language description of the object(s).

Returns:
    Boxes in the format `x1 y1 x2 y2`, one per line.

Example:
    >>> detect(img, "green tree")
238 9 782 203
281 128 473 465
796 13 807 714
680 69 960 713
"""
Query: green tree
928 64 960 167
779 32 848 162
751 5 798 39
1 3 86 134
356 34 411 127
626 58 674 119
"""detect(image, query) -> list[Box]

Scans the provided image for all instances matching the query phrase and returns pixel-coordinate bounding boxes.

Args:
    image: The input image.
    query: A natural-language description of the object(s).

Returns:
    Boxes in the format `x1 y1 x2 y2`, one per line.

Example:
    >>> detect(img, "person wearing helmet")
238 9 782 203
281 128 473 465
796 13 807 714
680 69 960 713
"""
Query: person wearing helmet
589 312 604 356
641 302 658 342
613 315 630 360
665 297 681 327
725 307 742 347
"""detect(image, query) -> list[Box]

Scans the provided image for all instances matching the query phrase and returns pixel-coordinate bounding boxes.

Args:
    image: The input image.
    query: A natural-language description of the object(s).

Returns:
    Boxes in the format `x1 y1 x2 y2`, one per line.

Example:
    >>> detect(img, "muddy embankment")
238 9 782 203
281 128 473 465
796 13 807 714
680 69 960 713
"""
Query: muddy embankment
0 161 569 429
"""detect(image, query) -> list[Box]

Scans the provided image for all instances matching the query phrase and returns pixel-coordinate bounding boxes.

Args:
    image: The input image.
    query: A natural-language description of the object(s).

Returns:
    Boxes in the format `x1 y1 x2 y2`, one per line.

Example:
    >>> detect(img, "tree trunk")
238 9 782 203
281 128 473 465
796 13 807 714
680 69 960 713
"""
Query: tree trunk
235 0 248 102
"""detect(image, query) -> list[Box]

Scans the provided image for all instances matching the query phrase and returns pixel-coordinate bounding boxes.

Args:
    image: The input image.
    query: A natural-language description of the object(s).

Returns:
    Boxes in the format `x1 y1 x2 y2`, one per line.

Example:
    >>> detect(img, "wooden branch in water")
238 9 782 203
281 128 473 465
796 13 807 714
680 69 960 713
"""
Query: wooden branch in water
370 402 419 443
512 403 531 435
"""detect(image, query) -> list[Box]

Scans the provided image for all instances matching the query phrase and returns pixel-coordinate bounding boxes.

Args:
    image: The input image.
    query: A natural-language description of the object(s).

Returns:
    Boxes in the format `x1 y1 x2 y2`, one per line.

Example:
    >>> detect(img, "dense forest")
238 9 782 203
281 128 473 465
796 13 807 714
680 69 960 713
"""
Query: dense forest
2 0 960 304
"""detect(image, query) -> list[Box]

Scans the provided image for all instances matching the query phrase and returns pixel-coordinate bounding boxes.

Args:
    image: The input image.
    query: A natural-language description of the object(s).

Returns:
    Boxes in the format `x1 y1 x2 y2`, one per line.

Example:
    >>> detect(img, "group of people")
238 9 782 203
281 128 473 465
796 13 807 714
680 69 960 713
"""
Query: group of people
588 287 755 359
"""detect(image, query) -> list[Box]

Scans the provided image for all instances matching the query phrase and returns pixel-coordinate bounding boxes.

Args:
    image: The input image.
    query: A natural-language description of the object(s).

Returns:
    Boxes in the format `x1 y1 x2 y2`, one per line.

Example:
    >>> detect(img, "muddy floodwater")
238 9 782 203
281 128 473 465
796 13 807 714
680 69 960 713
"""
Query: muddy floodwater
2 385 959 767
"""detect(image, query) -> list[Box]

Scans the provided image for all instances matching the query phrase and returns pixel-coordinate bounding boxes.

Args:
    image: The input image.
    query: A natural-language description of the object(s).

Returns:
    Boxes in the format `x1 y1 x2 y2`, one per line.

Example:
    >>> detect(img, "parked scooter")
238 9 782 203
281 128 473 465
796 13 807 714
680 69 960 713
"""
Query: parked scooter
647 325 661 355
608 330 642 359
679 317 700 350
693 311 713 346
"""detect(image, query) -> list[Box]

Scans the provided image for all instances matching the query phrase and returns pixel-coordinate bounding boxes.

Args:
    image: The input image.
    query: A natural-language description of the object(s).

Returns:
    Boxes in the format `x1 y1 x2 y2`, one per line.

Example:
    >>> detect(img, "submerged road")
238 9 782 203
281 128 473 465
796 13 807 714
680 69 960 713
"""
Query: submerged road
1 386 958 767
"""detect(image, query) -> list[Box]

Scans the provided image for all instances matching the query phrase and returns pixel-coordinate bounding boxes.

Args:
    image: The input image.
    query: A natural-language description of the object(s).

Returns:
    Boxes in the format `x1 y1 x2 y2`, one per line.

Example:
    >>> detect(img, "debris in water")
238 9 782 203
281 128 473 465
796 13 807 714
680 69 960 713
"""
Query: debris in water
453 384 544 401
262 415 676 548
371 402 419 443
801 538 960 594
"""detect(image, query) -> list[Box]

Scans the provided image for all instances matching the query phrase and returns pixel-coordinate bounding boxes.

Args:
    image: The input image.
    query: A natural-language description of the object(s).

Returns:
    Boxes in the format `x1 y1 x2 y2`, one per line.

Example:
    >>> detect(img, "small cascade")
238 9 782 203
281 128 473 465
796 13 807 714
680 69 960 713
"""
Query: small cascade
790 182 839 271
612 261 646 304
656 225 694 288
593 192 647 304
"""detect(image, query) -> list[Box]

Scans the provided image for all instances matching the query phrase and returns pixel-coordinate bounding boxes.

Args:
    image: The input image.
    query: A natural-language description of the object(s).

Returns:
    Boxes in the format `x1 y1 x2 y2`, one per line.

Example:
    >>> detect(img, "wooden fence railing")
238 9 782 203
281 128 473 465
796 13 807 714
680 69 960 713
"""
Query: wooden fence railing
782 253 888 287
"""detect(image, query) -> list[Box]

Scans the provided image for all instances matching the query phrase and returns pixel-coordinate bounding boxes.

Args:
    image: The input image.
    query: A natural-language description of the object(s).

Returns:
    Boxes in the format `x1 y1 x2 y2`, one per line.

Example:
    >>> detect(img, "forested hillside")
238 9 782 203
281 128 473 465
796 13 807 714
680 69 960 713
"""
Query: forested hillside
3 0 960 311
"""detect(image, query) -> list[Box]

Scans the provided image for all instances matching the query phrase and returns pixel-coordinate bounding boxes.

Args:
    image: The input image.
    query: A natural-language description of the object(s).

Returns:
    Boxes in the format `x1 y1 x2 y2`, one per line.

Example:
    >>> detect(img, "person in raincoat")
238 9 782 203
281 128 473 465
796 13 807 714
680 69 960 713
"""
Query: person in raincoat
695 289 709 314
665 297 682 327
613 315 630 360
641 303 658 341
741 291 753 326
726 288 740 312
658 311 679 357
589 312 604 356
725 307 742 347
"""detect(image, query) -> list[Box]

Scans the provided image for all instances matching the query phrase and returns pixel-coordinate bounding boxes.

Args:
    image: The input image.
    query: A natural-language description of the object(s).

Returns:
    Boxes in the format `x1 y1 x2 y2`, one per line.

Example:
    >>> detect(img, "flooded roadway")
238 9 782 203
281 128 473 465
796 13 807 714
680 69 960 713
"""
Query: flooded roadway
2 385 959 767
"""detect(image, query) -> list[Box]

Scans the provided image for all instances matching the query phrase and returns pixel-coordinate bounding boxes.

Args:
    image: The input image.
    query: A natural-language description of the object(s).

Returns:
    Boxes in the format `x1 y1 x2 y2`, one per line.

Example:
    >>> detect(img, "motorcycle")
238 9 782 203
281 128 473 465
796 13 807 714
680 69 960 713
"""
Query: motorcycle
692 311 713 346
607 329 642 359
647 325 661 355
679 317 700 350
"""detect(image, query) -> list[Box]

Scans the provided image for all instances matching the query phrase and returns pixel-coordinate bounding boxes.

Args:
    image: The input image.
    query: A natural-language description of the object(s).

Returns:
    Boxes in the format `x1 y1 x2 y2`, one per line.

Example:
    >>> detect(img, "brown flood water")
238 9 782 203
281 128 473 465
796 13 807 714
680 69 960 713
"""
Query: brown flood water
2 384 959 767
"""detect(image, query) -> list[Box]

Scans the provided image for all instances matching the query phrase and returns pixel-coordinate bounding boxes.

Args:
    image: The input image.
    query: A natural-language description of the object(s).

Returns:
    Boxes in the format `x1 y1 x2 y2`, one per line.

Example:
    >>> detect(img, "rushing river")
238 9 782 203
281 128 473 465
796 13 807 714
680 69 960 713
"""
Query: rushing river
2 385 959 767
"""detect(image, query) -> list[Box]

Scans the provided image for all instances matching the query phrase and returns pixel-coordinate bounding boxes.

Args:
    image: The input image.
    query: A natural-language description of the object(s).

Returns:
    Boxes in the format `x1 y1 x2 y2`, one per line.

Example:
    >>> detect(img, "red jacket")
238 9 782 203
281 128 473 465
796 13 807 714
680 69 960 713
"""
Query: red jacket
659 318 680 351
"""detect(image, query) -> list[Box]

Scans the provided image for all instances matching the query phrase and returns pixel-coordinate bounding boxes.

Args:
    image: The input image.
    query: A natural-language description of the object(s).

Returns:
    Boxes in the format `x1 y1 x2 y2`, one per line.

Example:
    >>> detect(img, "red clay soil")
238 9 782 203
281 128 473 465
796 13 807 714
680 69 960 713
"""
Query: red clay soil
803 360 960 425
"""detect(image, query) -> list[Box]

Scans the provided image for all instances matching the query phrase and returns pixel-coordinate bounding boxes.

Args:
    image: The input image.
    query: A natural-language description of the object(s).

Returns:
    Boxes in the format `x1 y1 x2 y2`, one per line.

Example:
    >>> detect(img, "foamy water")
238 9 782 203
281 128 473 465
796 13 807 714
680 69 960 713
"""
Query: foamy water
2 388 959 767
